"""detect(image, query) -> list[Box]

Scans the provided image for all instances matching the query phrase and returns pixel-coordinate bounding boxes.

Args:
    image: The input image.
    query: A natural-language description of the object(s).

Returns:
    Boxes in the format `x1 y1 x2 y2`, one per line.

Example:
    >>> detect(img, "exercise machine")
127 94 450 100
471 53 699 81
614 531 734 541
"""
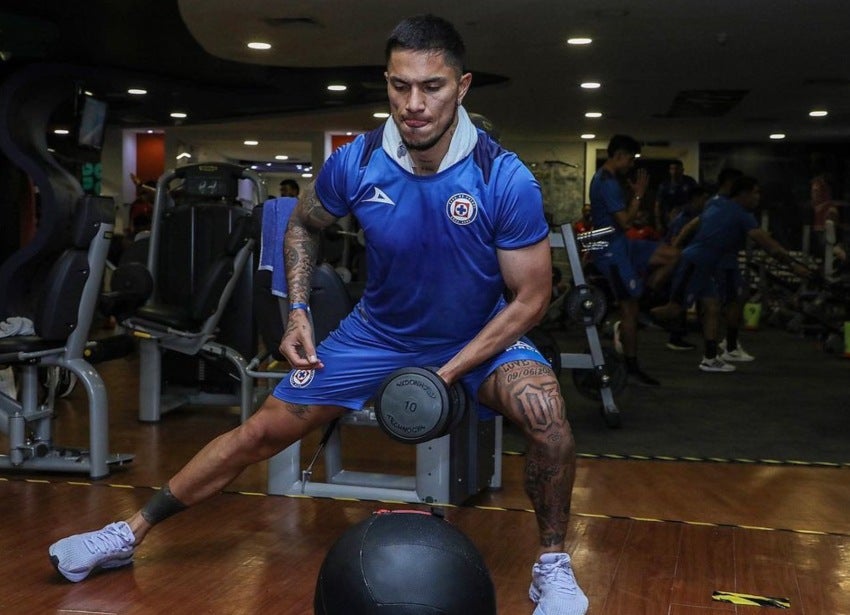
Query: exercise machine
118 163 263 423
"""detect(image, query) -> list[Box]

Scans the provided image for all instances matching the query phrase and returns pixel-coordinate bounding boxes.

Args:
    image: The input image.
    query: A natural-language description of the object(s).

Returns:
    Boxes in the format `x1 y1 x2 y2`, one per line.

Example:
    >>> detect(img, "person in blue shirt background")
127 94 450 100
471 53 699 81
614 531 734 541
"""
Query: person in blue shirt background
589 135 679 386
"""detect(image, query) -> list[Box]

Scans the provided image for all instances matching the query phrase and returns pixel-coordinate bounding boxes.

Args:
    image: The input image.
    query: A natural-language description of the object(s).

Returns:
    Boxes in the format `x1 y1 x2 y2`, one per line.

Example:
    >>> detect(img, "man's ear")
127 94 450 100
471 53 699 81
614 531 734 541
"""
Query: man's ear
457 72 472 105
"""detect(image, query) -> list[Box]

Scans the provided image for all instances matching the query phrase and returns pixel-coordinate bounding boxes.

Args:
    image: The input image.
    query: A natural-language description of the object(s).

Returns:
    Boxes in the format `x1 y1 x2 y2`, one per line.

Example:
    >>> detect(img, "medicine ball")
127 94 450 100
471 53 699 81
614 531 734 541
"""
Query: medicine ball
314 510 496 615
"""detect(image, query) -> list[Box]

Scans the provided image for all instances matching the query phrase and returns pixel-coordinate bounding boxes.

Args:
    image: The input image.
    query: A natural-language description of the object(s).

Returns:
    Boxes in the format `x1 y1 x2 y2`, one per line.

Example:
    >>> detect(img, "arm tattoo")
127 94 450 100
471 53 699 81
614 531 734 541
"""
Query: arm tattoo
284 183 338 303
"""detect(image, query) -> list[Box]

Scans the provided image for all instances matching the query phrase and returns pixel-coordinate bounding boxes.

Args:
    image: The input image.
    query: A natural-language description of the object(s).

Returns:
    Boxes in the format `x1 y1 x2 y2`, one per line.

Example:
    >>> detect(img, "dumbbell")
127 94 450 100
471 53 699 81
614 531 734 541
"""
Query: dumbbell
324 223 366 247
374 367 469 444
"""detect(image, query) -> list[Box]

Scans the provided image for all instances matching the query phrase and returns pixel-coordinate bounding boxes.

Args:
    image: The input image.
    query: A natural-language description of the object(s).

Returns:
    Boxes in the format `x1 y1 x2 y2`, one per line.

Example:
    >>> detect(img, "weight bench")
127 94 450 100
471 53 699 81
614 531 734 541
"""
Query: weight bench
551 223 623 427
0 196 133 478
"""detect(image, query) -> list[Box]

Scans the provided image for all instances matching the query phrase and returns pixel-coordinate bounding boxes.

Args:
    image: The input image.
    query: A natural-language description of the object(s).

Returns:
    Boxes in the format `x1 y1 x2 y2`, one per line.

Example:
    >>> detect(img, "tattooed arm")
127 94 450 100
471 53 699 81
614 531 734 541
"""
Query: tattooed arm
279 182 340 369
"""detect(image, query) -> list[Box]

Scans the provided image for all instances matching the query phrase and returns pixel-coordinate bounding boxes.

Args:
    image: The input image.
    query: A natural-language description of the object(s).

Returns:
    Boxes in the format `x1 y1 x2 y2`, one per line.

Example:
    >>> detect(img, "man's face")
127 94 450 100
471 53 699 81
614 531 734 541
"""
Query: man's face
741 186 761 210
669 163 683 179
385 49 471 153
612 151 636 175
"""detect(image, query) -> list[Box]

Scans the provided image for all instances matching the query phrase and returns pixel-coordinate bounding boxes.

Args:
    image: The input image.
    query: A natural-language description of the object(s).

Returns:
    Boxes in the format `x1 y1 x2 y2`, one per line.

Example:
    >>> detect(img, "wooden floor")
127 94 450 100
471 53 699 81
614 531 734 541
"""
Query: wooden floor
1 352 849 614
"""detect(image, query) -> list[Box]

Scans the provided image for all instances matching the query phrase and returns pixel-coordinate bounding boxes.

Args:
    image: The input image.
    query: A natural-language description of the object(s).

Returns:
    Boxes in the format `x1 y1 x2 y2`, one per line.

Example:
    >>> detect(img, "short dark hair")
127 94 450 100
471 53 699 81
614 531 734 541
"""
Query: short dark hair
607 134 641 158
730 175 759 197
385 14 466 74
279 179 300 195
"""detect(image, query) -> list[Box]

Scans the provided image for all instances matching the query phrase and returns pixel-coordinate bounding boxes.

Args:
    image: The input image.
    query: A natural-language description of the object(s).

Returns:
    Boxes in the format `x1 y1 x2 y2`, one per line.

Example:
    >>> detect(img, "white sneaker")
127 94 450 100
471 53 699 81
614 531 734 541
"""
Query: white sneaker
699 356 736 373
720 345 755 362
613 320 623 355
529 553 588 615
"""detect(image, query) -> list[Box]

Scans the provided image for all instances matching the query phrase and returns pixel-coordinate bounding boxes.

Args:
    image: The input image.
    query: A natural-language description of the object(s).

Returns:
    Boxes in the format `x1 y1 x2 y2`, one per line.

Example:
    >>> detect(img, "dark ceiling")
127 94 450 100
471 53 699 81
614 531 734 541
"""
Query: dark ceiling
2 0 849 170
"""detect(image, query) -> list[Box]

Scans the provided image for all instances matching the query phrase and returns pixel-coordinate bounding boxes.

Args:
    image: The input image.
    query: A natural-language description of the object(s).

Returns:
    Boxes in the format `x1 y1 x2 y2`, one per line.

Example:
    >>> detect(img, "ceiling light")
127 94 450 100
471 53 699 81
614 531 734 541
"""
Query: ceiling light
809 110 828 117
580 82 601 89
327 84 347 92
170 112 187 119
567 37 592 45
247 41 272 50
580 133 595 139
373 112 390 119
176 152 191 160
128 88 147 95
769 133 786 140
301 173 313 178
244 140 259 146
53 128 69 135
584 112 602 118
275 155 289 160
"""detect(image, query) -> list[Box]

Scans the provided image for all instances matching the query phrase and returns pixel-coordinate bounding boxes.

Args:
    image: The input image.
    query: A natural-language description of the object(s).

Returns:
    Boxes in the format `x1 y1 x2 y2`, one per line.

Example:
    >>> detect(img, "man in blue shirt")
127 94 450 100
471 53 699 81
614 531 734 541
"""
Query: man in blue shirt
654 160 698 231
653 176 811 371
590 135 679 385
50 14 587 615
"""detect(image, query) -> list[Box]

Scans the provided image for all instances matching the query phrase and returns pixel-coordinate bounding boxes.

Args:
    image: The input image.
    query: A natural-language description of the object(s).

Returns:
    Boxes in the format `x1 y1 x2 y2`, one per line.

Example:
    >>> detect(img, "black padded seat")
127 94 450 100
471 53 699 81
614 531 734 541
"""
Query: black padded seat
0 335 65 356
133 304 199 330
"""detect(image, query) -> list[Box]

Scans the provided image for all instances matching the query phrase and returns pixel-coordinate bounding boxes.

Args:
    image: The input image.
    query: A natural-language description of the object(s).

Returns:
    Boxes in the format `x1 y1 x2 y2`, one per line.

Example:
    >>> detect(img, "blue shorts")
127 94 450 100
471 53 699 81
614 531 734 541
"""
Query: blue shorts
715 266 745 303
594 239 658 299
670 258 718 306
272 304 549 418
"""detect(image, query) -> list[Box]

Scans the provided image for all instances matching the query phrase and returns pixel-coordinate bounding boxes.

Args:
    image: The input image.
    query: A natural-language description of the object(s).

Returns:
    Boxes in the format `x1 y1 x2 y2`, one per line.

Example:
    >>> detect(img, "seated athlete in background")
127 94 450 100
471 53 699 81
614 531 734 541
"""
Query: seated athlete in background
49 14 588 615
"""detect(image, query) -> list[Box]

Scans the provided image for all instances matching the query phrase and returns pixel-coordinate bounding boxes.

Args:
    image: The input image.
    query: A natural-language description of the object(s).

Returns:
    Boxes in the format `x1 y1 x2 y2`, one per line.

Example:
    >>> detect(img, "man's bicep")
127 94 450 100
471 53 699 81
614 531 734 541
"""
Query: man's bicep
293 182 339 231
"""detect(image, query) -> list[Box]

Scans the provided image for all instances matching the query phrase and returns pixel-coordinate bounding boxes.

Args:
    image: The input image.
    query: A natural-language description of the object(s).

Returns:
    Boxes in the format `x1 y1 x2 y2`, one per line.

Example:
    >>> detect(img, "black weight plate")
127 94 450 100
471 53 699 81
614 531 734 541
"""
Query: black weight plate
447 381 468 432
375 367 450 444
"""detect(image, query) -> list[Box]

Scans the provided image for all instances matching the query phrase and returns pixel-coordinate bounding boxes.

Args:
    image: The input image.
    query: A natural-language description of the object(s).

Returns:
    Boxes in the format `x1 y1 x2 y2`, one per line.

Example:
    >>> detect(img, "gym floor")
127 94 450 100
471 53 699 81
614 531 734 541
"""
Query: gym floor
1 327 848 614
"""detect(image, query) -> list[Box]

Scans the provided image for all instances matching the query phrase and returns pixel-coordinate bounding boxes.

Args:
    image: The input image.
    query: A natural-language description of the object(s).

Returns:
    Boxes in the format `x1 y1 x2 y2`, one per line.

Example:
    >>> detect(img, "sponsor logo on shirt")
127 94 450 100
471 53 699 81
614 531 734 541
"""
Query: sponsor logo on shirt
362 186 395 205
446 193 478 225
290 369 315 388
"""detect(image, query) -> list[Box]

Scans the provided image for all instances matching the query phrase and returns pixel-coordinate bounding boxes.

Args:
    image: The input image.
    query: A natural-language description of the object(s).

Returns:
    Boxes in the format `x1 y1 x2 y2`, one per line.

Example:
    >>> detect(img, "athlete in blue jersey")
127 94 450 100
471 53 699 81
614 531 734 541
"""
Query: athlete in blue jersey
589 135 679 386
652 176 811 372
49 14 587 614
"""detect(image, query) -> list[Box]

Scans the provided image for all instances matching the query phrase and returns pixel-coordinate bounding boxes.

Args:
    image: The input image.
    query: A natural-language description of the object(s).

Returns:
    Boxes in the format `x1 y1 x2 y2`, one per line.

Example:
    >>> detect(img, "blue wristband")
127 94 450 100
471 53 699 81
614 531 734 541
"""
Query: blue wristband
289 302 311 313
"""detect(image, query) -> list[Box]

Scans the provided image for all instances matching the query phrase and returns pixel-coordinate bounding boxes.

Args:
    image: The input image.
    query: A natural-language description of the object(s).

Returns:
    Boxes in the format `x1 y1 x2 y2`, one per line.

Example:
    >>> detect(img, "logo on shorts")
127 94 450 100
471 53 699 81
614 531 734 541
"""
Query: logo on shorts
289 369 315 388
507 340 535 352
446 193 478 225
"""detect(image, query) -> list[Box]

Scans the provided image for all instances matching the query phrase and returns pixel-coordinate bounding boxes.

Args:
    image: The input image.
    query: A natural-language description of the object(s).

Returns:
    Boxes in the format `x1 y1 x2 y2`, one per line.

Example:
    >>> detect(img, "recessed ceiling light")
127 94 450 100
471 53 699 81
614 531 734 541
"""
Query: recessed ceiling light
580 82 601 89
769 133 786 140
327 84 347 92
247 42 272 50
373 112 390 119
170 112 187 119
809 110 828 117
301 173 313 178
128 88 147 95
244 140 259 146
53 128 70 135
275 155 289 160
567 37 592 45
585 112 603 118
580 133 596 139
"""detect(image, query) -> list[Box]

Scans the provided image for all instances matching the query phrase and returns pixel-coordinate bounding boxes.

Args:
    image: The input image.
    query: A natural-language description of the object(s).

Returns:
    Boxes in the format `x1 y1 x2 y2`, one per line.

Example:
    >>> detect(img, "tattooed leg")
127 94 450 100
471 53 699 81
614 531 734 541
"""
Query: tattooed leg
482 360 576 553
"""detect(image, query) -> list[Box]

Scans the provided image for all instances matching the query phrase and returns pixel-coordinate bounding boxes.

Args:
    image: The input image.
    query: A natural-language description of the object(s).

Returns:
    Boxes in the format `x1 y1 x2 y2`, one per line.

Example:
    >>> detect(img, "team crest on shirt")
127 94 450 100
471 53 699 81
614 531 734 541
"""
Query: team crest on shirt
289 369 315 388
446 193 478 225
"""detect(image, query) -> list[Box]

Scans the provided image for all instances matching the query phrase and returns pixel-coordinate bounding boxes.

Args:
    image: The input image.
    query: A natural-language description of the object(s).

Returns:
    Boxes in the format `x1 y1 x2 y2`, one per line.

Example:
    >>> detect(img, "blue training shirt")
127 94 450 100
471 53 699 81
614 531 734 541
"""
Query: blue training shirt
315 124 548 345
682 195 758 266
588 167 629 259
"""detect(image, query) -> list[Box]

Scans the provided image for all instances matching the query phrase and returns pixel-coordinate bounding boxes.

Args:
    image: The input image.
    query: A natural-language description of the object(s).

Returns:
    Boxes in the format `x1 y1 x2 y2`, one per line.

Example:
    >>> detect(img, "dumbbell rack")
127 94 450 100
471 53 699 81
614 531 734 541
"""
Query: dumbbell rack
551 224 621 428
